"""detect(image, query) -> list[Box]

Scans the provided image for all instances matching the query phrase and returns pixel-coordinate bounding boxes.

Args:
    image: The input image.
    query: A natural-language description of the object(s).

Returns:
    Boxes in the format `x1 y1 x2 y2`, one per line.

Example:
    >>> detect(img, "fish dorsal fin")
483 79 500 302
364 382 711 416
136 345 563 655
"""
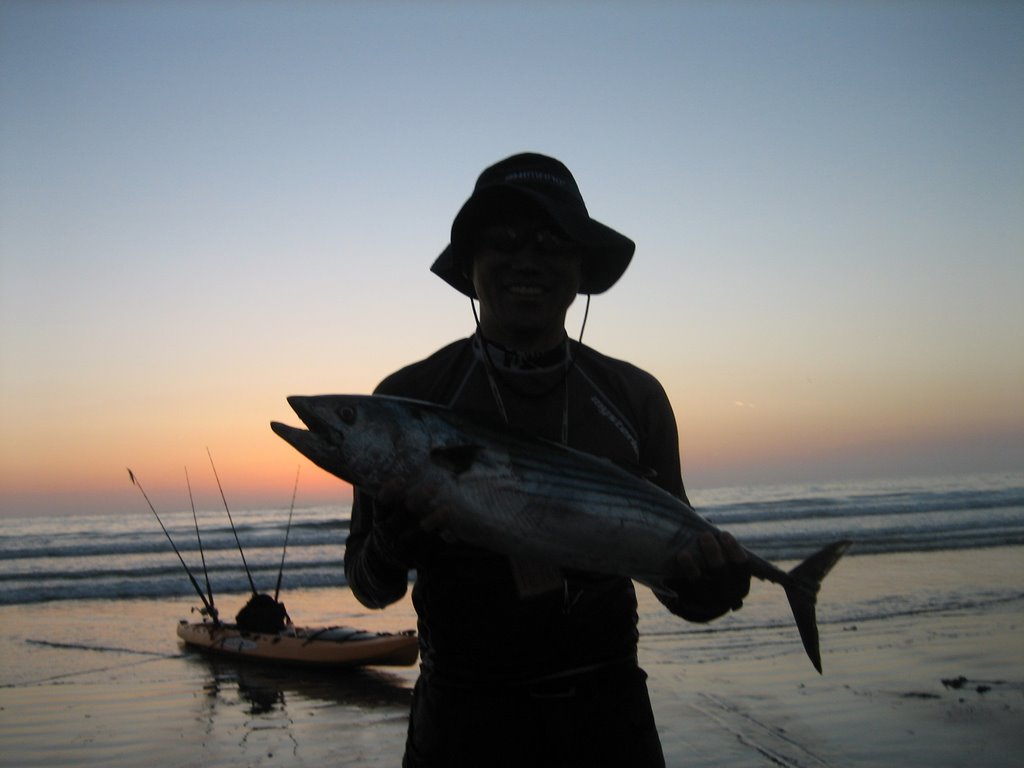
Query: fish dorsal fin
430 444 482 475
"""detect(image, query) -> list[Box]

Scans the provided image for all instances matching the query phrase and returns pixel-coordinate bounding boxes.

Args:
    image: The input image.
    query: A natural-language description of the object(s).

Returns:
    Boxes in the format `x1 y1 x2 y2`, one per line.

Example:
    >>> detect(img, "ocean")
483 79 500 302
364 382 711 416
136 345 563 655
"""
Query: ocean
2 472 1023 767
2 471 1022 615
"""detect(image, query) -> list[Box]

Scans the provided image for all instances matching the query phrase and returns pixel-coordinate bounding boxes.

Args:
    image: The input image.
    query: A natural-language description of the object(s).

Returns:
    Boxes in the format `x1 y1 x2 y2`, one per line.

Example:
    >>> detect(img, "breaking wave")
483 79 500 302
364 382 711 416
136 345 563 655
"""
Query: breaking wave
0 472 1020 606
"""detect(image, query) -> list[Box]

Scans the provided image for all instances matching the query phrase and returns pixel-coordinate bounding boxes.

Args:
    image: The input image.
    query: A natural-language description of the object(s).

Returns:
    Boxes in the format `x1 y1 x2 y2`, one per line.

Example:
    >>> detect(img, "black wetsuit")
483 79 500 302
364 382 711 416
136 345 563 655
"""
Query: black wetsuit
345 336 688 767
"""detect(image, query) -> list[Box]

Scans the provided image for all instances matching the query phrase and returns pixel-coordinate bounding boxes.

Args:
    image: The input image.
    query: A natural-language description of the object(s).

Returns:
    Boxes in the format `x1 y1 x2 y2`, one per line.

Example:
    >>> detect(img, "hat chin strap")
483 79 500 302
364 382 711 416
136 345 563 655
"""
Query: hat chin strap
469 293 591 356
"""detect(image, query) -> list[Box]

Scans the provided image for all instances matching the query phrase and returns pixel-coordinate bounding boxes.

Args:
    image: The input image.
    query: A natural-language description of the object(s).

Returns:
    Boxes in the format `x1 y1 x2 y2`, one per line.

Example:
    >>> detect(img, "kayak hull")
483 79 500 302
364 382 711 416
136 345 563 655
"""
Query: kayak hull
177 621 419 668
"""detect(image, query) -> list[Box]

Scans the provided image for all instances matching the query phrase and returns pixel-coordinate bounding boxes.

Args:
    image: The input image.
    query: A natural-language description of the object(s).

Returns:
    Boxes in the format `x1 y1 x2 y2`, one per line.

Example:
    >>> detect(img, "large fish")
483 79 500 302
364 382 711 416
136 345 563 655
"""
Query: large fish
271 394 850 673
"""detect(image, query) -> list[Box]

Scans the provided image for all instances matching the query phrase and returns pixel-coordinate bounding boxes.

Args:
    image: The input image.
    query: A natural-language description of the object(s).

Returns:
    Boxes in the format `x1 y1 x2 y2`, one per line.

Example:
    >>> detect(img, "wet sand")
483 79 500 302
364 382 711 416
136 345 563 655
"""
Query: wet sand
1 549 1021 767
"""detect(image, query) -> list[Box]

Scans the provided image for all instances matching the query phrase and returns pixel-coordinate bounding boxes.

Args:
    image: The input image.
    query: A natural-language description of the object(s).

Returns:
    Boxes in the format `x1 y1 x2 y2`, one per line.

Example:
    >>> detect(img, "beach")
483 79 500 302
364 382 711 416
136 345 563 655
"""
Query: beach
2 547 1021 767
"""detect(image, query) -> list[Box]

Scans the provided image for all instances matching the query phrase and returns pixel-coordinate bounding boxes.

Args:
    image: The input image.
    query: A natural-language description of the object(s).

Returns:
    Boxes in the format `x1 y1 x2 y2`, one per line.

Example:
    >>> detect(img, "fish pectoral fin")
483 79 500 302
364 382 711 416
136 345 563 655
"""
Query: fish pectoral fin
430 444 483 475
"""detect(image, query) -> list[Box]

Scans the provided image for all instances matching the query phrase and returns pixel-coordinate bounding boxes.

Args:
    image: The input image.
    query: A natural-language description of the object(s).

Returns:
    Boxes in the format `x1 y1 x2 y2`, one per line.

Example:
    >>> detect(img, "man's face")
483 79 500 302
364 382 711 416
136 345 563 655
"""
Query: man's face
469 207 582 347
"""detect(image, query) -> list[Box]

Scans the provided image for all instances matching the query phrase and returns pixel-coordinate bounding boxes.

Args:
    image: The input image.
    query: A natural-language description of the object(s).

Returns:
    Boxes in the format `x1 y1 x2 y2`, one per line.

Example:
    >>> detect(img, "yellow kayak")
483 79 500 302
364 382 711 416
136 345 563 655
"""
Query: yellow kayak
177 620 419 668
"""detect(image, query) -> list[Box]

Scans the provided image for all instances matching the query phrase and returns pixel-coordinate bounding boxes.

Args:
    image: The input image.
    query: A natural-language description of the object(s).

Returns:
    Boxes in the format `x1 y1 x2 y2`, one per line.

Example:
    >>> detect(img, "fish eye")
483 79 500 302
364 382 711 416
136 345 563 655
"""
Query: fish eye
340 407 356 425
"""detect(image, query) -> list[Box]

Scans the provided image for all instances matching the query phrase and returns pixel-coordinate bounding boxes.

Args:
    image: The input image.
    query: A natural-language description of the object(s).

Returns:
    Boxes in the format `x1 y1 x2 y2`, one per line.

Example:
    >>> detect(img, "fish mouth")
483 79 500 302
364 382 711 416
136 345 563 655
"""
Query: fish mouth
270 418 321 462
271 396 353 482
270 395 344 449
270 418 324 451
285 395 323 430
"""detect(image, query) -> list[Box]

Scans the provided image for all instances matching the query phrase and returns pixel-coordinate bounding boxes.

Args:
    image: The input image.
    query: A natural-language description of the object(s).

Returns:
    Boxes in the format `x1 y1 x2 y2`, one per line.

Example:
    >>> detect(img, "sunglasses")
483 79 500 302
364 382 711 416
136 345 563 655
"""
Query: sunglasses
477 223 578 255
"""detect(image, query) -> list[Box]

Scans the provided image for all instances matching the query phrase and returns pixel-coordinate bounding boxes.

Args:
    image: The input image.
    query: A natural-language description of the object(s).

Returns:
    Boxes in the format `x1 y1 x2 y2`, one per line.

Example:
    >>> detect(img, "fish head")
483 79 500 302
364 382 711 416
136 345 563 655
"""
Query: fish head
271 394 415 490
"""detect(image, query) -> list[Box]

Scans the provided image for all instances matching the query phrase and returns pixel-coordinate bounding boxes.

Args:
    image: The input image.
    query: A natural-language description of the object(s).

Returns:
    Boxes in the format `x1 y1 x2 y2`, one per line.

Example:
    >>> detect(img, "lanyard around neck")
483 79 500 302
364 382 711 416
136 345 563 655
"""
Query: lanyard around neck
473 333 571 446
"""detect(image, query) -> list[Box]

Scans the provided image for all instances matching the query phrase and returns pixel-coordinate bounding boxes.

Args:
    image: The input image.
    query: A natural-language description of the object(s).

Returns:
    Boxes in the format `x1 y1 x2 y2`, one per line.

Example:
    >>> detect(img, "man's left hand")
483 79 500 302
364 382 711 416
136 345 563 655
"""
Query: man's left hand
665 531 751 623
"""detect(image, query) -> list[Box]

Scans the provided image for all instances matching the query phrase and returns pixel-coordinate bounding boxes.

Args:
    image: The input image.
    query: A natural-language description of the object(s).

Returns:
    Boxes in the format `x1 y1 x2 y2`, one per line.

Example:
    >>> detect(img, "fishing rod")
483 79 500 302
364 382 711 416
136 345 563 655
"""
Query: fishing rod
274 466 301 602
207 448 258 596
127 468 215 617
185 466 218 625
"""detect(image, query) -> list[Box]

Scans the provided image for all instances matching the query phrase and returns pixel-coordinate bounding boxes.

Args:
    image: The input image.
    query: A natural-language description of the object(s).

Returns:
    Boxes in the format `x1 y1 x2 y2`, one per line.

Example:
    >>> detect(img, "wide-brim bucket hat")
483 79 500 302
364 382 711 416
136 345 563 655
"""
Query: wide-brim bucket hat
430 153 636 298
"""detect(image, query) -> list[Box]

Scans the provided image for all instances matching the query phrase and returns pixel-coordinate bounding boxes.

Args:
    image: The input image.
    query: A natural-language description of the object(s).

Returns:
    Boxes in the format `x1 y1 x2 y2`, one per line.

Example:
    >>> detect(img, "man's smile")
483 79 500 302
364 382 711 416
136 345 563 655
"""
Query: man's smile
505 283 547 297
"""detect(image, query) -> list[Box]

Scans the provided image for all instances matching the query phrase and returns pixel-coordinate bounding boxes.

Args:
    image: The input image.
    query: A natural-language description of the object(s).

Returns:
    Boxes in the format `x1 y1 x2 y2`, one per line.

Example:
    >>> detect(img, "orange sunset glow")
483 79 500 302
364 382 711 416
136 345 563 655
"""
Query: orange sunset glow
1 2 1022 518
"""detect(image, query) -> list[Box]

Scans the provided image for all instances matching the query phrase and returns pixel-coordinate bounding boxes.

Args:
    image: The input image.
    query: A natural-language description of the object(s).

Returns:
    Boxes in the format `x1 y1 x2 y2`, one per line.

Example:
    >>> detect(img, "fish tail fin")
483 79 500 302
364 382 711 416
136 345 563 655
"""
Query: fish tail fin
783 540 851 674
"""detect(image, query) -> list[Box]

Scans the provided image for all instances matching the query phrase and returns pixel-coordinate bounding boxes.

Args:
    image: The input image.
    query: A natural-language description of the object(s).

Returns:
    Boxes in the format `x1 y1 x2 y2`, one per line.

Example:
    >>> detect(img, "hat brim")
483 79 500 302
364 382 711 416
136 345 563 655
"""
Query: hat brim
431 187 635 299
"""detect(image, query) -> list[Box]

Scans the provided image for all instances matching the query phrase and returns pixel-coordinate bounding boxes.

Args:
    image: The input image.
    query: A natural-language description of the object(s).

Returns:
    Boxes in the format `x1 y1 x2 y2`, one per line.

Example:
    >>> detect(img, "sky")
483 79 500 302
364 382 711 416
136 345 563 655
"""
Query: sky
1 1 1022 517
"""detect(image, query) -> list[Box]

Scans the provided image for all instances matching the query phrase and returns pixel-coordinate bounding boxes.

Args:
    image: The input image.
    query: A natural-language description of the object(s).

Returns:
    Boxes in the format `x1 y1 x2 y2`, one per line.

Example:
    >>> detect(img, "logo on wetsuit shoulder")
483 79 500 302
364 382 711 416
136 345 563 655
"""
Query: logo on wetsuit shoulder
589 396 639 458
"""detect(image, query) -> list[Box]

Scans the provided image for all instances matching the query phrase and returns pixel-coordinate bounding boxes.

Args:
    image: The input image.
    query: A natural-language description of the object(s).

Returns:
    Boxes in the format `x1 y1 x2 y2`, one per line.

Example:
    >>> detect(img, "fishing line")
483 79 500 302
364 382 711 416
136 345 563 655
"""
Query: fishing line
126 468 214 616
185 466 218 624
207 448 258 596
274 466 300 602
